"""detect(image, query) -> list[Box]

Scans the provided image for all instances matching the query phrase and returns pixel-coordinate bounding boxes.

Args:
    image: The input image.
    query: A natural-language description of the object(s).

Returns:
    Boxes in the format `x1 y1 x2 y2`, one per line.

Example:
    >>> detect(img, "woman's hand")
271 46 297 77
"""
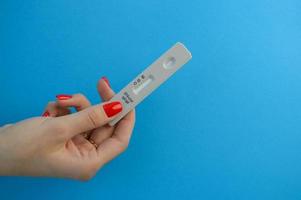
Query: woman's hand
0 77 135 181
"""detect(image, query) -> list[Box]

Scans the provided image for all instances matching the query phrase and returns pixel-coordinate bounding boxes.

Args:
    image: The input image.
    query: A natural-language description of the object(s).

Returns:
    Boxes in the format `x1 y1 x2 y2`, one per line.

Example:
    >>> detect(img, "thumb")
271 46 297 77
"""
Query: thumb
54 101 122 139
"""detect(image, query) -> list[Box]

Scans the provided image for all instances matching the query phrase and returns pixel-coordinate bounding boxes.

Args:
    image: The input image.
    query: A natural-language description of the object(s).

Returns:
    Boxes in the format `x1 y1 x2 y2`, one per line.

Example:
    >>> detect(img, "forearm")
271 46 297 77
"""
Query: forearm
0 127 24 176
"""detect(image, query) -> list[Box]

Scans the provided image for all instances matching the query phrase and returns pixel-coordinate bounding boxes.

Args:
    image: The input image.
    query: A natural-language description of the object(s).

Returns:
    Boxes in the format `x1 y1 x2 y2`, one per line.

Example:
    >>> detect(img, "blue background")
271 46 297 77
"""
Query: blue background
1 0 301 199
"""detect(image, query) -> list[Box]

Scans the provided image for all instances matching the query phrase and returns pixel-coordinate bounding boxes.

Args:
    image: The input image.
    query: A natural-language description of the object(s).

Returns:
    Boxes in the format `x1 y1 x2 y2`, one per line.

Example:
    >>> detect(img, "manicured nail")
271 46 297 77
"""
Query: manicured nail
56 94 72 100
42 110 50 117
101 76 110 87
103 101 122 117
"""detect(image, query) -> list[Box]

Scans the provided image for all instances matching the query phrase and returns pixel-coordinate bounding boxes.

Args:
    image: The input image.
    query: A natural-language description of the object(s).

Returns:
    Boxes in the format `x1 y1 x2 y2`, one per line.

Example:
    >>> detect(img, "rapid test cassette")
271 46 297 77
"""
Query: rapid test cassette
109 42 192 126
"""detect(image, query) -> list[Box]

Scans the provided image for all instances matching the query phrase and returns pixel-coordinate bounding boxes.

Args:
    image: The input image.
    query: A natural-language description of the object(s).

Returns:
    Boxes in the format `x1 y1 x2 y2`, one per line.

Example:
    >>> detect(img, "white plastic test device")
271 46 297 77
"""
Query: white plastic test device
109 42 192 126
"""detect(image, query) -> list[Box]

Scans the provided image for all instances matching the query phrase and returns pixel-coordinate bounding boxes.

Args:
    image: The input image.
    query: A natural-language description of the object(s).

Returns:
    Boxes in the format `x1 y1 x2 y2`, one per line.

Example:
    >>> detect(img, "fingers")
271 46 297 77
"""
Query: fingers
43 102 70 117
89 126 114 145
56 93 92 138
43 102 58 117
44 80 109 118
97 110 135 164
94 77 136 164
56 93 91 111
42 93 91 118
89 77 116 145
49 101 123 140
97 77 115 102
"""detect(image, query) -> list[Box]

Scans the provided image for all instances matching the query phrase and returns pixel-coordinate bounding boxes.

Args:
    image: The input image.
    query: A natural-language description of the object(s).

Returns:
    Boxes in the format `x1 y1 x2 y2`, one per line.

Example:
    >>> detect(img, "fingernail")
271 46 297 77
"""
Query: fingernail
42 110 50 117
101 76 110 87
103 101 122 117
56 94 72 100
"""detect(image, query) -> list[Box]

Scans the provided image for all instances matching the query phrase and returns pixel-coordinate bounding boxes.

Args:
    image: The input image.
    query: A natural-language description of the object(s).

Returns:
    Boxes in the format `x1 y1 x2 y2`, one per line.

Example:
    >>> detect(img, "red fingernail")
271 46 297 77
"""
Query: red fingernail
103 101 122 117
42 110 50 117
56 94 72 100
101 76 110 87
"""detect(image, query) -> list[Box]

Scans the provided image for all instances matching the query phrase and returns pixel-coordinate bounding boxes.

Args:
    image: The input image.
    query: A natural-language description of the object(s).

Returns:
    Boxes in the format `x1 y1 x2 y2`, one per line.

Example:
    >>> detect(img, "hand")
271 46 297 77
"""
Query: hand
0 77 135 181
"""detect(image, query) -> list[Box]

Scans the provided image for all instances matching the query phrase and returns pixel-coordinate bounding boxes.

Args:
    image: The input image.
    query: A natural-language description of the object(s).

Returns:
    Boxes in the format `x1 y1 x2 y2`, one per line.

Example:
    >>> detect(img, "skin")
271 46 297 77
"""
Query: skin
0 78 135 181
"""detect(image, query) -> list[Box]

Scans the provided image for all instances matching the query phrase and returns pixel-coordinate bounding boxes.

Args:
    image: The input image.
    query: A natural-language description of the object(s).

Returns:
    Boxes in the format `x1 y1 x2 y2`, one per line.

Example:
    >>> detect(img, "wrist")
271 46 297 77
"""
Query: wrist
0 130 23 176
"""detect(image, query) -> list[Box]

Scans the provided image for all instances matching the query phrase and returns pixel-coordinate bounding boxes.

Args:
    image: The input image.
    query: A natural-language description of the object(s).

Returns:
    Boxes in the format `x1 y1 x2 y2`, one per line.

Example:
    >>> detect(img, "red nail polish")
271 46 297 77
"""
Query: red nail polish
56 94 72 100
42 110 50 117
101 76 110 87
103 101 122 117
